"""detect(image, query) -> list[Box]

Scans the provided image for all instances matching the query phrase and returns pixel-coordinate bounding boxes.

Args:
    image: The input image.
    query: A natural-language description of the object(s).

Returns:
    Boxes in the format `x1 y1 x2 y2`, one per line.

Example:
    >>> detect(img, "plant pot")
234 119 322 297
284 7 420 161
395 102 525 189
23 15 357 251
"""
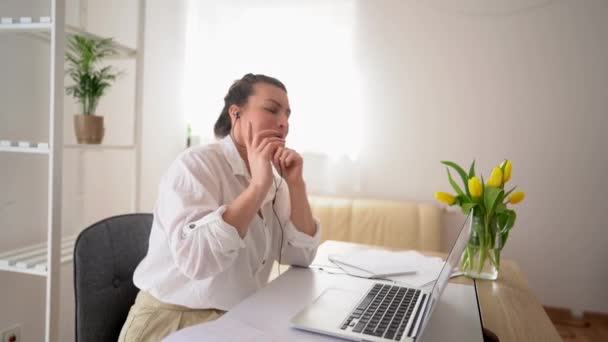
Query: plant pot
74 114 104 144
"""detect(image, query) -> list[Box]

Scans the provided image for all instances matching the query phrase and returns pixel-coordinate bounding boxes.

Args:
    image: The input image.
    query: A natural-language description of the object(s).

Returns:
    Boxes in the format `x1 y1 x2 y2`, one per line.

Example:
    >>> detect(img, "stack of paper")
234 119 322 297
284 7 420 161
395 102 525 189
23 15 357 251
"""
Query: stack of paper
385 253 447 287
328 249 448 287
329 250 416 278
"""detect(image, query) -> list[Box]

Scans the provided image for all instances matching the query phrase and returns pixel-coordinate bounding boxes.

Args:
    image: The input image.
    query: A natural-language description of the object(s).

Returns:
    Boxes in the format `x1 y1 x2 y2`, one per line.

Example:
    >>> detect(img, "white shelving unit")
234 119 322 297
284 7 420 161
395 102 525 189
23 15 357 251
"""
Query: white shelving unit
0 1 146 341
0 235 77 276
0 22 52 31
0 145 50 154
64 143 135 150
25 24 137 58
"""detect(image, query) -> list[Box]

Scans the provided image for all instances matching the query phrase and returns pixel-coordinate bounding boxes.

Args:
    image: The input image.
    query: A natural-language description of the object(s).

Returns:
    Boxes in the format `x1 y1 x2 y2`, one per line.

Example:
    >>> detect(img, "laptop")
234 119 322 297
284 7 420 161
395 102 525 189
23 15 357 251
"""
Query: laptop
290 212 472 342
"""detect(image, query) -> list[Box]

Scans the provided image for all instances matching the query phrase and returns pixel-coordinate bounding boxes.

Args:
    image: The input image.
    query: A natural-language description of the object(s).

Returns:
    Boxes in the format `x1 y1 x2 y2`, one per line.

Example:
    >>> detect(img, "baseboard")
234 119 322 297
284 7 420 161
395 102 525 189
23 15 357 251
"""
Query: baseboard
544 306 590 328
544 306 608 327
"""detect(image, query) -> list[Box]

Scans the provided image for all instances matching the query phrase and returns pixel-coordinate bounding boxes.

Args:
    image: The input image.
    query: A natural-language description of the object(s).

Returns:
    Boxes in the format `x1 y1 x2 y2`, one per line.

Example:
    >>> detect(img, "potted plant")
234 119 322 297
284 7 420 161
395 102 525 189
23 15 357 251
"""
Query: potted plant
65 34 119 144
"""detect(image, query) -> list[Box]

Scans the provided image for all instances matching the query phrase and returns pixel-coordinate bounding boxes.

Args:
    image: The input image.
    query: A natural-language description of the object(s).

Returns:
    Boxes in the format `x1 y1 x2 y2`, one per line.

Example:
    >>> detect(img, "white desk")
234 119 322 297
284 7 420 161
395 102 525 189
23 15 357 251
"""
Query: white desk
165 247 483 341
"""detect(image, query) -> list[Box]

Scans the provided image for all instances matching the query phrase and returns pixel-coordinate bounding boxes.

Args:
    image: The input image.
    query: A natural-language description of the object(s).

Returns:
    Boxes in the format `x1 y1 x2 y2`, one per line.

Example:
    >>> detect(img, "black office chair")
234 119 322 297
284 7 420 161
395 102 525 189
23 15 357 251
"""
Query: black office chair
73 213 153 342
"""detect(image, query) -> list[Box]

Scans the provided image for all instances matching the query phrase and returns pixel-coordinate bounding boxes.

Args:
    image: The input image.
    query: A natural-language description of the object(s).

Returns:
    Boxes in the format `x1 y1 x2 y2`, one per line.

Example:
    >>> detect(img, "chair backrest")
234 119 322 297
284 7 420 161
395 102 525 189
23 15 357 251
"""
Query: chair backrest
74 213 153 342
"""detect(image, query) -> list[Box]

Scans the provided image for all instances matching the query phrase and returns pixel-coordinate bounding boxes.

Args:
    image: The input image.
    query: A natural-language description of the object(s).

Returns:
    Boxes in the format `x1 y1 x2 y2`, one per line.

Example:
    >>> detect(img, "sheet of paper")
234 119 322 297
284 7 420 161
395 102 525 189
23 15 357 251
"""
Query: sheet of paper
386 253 446 287
328 249 418 276
328 259 375 277
325 249 450 286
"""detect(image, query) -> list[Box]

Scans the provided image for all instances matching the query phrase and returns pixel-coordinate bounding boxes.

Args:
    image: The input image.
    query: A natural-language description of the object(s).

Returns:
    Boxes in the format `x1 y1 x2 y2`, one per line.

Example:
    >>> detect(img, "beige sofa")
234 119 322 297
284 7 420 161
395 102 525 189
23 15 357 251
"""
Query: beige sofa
269 195 445 281
308 196 444 252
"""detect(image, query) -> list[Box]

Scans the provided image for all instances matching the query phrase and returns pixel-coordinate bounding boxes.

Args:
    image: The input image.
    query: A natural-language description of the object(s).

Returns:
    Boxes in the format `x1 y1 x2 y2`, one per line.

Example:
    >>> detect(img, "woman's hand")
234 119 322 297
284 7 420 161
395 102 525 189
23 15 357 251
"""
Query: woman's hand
273 146 304 187
245 122 285 193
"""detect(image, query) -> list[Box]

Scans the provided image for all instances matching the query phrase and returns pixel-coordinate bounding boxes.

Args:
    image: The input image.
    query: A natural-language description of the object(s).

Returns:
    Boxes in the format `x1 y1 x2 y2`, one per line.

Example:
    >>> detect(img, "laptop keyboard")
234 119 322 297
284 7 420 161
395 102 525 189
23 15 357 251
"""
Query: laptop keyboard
340 283 424 341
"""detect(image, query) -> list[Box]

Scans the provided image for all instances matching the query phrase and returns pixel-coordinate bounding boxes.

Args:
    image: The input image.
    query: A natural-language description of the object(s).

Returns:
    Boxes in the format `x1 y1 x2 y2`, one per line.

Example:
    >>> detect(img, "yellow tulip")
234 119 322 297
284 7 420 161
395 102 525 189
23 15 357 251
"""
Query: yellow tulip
500 160 512 183
486 167 503 187
508 191 525 204
468 176 482 198
435 191 456 205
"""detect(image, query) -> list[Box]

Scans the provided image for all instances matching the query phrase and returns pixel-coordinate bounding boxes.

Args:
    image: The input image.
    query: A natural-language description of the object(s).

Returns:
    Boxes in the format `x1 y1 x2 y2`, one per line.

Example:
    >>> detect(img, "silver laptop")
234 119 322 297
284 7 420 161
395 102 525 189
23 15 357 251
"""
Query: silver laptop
290 212 472 342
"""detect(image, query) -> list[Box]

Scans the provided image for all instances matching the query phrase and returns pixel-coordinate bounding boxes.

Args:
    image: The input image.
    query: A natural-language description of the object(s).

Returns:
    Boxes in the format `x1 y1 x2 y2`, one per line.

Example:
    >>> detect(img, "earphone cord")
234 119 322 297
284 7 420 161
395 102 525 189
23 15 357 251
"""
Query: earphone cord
230 116 247 148
272 166 284 277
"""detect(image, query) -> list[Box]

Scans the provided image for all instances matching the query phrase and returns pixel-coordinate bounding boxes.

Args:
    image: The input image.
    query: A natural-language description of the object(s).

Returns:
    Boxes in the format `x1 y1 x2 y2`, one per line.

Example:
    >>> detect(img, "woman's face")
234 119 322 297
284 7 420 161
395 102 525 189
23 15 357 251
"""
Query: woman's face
234 83 291 140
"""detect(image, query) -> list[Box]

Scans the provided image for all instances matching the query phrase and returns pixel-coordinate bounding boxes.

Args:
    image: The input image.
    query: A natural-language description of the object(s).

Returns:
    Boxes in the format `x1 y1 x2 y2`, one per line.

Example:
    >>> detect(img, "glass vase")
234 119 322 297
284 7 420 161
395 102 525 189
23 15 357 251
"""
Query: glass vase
460 213 503 280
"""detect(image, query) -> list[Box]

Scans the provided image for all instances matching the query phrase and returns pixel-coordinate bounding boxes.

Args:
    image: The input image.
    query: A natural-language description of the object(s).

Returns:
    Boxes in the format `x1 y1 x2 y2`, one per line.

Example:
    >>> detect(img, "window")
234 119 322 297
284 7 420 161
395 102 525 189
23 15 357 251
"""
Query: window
184 0 363 161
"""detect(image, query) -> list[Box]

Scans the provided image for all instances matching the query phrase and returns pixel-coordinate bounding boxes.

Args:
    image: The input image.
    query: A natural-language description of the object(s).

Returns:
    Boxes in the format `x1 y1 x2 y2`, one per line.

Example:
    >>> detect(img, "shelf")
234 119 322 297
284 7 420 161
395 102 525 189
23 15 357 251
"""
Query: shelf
64 144 135 150
0 140 136 154
0 235 77 276
0 145 50 154
0 17 53 32
0 141 50 154
22 24 137 59
0 22 52 31
2 17 136 58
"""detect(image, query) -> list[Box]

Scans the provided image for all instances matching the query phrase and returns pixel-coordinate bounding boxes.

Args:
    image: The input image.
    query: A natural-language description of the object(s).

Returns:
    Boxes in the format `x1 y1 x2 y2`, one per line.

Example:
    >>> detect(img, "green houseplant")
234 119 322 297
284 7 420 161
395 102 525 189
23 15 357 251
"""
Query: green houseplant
435 160 526 280
66 34 119 144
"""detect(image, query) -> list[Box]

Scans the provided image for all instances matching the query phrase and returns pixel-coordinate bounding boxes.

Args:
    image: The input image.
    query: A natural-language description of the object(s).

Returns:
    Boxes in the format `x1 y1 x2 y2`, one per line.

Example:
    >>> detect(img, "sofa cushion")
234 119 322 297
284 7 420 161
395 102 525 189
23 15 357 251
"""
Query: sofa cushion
309 196 443 252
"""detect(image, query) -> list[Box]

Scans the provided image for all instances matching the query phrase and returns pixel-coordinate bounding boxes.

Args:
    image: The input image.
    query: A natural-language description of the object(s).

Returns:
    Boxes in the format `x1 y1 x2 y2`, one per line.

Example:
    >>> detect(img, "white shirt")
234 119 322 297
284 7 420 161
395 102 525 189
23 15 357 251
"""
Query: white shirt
133 136 321 310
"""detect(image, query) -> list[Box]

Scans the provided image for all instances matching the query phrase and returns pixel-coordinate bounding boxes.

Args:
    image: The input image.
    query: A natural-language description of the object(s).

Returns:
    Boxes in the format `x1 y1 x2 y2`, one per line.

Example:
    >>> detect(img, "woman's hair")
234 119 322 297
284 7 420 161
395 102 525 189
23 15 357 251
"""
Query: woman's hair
214 73 287 138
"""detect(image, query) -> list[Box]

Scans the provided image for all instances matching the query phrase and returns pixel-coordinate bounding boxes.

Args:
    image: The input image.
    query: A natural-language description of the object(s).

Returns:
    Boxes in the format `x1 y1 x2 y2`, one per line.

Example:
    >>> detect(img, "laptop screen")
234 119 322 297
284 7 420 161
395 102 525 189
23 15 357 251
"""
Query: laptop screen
417 211 472 337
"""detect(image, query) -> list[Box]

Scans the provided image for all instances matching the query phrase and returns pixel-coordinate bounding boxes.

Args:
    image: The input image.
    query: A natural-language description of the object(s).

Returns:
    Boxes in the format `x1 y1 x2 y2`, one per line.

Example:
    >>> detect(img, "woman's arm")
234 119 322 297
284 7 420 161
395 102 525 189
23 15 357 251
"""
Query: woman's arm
222 183 266 238
274 146 316 236
287 180 316 237
278 178 320 268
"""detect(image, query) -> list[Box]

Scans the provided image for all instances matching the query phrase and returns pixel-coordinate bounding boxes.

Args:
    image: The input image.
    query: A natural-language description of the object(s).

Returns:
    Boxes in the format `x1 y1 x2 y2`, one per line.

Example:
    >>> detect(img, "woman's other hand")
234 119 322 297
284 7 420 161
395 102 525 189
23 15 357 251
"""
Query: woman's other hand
273 147 304 187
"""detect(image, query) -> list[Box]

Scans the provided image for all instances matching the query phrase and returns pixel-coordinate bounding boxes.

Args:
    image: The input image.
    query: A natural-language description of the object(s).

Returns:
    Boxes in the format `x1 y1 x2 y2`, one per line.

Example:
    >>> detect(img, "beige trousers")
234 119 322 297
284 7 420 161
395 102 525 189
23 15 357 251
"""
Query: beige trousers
118 291 225 342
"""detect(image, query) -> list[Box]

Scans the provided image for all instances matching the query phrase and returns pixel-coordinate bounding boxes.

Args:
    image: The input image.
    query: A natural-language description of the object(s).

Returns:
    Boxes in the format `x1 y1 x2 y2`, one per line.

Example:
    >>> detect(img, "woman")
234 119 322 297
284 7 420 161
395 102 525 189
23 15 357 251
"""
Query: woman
119 73 321 341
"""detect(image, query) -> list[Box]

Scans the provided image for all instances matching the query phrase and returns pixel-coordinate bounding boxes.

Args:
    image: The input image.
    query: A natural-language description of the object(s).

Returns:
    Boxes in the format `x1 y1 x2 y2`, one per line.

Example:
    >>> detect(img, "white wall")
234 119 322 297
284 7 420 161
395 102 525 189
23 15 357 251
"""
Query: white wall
138 0 189 211
349 0 608 313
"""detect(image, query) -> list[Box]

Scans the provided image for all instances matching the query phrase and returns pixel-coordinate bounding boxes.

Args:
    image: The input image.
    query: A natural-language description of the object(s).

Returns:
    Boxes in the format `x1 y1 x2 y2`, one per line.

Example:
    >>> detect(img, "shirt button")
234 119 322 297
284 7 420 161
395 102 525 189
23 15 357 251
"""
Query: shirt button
189 224 195 229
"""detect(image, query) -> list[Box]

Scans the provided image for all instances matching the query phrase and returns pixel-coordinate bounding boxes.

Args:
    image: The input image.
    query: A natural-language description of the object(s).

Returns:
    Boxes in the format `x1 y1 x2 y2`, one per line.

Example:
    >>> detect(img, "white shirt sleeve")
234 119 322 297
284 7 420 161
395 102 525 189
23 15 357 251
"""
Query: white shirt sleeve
157 155 246 281
279 218 322 267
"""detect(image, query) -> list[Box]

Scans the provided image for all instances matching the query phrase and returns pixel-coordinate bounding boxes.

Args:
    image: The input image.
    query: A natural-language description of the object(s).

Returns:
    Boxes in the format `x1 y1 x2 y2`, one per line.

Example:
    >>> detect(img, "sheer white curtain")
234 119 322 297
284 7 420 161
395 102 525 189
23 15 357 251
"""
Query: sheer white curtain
184 0 364 194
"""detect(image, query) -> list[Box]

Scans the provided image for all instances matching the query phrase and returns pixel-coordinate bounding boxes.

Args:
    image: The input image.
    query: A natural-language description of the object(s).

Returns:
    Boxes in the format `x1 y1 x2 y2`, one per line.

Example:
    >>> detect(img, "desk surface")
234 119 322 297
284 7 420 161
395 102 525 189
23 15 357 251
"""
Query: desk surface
311 240 561 342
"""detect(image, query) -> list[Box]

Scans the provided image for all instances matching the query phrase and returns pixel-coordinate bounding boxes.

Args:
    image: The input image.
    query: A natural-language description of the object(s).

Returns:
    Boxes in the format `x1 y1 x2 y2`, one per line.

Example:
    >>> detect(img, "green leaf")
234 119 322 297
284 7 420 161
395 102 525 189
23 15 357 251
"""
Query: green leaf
446 168 465 197
64 34 119 110
496 212 508 229
483 186 504 219
503 186 517 200
441 161 470 196
461 202 477 215
477 248 487 274
468 160 476 178
455 195 468 206
504 210 516 231
494 250 502 270
494 202 507 214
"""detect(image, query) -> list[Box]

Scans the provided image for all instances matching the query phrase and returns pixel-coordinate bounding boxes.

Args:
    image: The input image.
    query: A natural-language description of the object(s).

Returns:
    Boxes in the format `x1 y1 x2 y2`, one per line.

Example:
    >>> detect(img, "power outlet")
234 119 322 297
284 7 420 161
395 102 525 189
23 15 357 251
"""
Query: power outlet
1 325 21 342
